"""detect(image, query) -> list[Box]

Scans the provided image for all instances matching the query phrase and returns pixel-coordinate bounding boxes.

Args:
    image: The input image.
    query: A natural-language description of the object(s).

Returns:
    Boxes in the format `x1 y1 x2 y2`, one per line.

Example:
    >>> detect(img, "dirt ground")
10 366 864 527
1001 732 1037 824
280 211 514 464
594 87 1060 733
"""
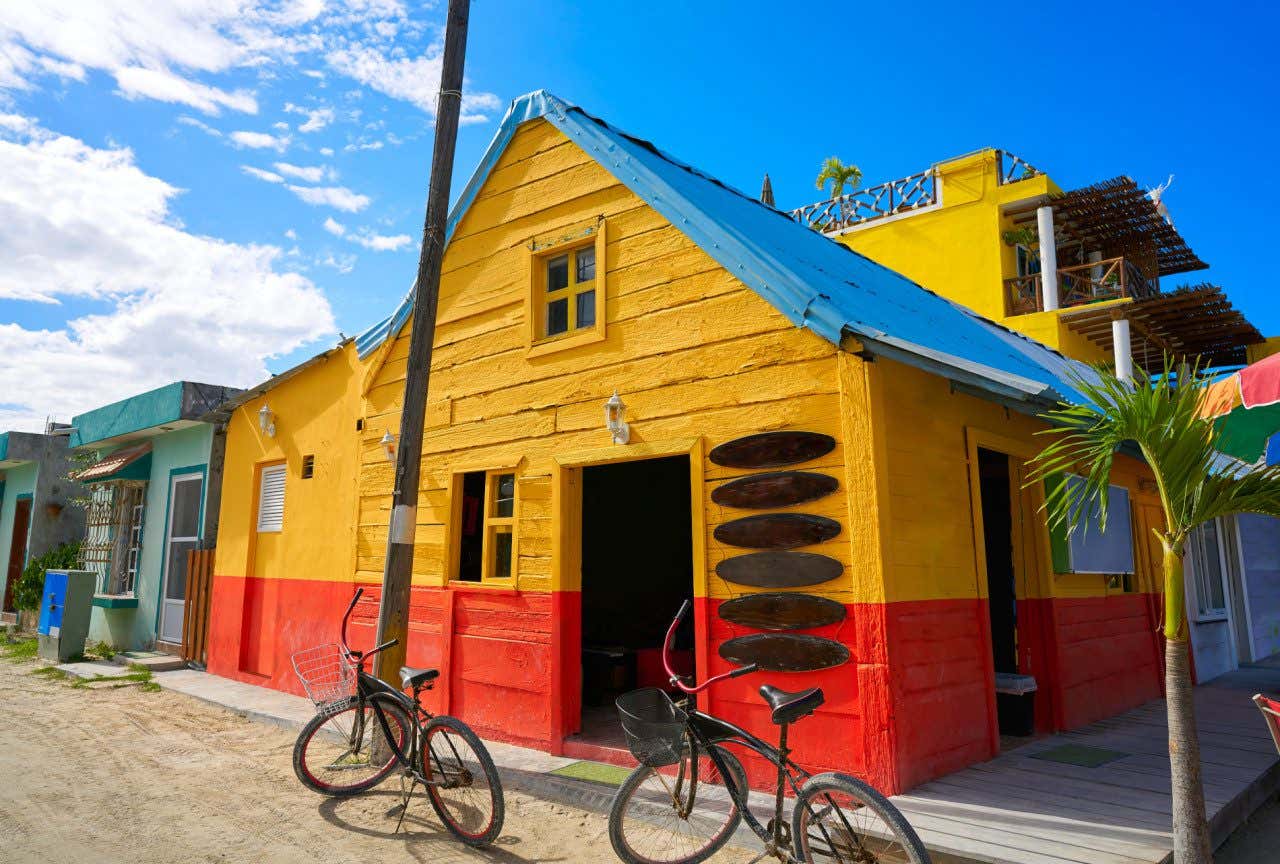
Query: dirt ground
0 652 651 864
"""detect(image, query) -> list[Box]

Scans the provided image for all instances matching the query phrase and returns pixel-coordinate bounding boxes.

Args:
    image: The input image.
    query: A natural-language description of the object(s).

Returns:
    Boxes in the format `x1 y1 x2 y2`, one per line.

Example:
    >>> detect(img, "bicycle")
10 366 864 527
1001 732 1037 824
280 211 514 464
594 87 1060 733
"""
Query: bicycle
608 600 930 863
290 588 504 846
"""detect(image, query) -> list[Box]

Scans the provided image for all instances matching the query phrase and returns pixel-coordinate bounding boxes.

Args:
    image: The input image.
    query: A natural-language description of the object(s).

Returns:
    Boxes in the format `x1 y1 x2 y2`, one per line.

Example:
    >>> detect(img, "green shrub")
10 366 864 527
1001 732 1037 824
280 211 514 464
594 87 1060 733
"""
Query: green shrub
14 542 81 612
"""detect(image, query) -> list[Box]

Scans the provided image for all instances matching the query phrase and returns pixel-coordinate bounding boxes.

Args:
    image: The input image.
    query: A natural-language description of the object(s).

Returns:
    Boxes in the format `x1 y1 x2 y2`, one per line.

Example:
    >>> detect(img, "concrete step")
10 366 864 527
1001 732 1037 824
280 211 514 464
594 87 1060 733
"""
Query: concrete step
111 651 188 673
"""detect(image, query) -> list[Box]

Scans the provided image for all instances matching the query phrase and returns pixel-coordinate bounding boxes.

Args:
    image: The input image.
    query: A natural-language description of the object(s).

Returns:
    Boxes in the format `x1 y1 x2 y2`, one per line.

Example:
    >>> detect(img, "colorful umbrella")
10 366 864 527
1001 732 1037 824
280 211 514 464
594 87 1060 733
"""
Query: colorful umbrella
1200 352 1280 463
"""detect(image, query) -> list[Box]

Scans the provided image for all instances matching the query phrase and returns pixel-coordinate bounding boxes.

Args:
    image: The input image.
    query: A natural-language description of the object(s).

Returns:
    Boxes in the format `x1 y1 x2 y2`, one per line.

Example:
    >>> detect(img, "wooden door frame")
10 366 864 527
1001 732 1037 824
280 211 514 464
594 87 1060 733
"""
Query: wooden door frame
4 494 34 613
548 437 706 751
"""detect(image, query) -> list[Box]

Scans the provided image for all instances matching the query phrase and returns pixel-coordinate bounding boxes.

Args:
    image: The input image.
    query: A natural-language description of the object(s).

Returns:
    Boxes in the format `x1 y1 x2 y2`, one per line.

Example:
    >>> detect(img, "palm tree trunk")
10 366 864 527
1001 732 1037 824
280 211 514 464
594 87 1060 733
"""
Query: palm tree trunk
1163 541 1215 863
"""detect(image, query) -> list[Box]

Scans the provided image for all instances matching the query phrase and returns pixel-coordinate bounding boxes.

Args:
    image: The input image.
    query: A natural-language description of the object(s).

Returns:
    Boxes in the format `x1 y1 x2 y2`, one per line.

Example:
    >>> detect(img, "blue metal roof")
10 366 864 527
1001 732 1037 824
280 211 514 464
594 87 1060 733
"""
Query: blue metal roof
356 90 1095 407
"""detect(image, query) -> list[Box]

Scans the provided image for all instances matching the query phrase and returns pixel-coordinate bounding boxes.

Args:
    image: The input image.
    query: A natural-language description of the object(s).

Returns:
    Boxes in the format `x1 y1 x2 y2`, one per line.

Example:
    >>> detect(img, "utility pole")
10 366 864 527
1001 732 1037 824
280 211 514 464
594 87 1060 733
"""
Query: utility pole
373 0 471 683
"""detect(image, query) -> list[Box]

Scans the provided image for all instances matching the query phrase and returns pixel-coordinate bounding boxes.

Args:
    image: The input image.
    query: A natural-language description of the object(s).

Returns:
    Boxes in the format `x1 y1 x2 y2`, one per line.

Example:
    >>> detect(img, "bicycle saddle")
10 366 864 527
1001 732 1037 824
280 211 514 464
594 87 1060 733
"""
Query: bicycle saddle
399 666 440 690
758 684 824 725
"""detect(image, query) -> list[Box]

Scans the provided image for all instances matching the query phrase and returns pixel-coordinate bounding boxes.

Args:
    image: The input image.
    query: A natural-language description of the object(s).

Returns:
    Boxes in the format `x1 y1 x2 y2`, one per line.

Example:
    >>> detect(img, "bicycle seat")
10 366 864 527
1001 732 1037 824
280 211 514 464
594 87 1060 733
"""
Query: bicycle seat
758 684 824 725
399 666 440 690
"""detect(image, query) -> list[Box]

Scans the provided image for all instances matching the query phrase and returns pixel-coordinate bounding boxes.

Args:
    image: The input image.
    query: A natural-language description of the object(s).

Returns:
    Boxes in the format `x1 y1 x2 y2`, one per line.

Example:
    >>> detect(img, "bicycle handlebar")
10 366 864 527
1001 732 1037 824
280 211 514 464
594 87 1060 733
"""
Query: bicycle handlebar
662 600 758 694
340 587 364 653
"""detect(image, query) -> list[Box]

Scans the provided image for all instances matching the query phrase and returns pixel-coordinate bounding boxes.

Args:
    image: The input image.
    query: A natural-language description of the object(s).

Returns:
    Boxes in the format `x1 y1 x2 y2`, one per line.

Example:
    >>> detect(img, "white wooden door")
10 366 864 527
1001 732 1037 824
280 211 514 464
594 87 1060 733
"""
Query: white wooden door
159 473 203 644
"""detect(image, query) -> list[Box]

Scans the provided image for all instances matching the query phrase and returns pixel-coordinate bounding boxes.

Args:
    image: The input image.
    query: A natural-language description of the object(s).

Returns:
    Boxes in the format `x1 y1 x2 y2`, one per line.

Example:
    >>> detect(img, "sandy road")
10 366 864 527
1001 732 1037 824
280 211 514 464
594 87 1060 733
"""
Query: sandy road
0 655 634 864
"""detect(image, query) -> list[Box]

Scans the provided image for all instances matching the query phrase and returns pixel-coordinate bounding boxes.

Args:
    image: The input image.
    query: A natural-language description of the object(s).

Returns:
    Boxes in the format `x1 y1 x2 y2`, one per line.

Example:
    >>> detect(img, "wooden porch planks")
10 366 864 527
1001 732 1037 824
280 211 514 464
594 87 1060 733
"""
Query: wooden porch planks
890 663 1280 864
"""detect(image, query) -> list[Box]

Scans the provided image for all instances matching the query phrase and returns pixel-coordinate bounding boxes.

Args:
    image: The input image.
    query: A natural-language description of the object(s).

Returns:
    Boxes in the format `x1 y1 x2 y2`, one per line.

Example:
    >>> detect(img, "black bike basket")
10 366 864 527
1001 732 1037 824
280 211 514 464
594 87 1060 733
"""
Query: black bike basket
616 688 688 768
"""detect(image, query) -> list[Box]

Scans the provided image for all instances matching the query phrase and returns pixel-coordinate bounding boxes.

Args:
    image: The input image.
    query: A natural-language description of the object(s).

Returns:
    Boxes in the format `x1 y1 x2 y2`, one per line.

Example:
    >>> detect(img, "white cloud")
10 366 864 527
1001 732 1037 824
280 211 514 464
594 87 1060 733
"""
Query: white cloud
0 115 334 431
322 216 345 236
287 184 369 212
319 252 355 274
241 164 284 183
350 229 410 251
284 228 297 240
285 101 334 132
319 146 334 156
114 65 257 115
230 129 290 151
176 115 222 137
273 161 329 182
344 138 383 152
325 43 499 121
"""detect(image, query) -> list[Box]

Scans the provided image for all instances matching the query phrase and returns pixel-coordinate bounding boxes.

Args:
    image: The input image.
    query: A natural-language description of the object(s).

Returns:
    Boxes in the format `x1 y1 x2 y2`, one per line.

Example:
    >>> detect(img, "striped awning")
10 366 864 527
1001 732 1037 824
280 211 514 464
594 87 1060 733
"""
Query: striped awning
76 442 153 482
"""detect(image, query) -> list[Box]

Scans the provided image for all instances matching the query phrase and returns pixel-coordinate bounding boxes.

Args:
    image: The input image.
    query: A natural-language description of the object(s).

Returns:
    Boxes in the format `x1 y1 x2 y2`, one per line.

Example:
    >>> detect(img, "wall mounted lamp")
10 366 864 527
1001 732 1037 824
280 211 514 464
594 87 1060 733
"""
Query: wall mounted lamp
604 390 630 445
258 404 276 438
381 430 397 462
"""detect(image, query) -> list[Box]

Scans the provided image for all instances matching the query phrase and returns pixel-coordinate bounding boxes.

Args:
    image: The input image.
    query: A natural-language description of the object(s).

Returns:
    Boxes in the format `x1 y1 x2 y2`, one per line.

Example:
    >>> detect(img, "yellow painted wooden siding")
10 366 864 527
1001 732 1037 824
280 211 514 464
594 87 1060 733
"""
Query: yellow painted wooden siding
357 118 867 599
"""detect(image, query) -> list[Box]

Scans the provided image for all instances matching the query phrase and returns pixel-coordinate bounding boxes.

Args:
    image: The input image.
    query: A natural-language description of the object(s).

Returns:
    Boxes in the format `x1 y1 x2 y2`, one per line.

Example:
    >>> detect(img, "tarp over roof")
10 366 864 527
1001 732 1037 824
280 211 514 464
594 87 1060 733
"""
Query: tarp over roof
357 90 1099 409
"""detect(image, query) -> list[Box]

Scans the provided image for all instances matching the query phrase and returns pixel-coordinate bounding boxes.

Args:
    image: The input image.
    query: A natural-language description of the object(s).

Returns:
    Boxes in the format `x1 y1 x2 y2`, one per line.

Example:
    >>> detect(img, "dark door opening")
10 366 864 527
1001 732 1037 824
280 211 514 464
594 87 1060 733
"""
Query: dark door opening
576 456 694 747
4 497 32 613
978 448 1031 741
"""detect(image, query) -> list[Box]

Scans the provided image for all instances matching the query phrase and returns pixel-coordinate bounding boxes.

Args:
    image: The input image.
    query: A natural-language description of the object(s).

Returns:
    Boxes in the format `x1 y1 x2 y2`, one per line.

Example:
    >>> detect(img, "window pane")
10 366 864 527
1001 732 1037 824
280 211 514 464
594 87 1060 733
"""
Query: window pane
547 255 569 292
1198 522 1226 612
457 471 486 582
546 297 568 335
494 473 515 518
170 477 202 539
575 247 595 282
575 290 596 328
492 529 512 580
166 539 197 600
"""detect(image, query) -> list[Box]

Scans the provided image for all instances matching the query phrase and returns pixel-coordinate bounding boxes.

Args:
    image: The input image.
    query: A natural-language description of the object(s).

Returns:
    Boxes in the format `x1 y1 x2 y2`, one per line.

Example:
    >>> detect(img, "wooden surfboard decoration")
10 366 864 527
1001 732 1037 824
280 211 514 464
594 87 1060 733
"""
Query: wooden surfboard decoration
719 634 849 672
711 471 838 510
716 551 844 589
718 592 845 631
709 431 836 470
714 513 840 550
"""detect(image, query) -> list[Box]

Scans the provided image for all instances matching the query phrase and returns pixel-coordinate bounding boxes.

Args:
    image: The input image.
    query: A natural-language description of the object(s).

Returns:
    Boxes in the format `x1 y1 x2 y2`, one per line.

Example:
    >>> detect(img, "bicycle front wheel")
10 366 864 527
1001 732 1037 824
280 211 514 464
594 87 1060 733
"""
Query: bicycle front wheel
792 772 930 864
292 697 410 796
608 745 748 864
420 715 505 846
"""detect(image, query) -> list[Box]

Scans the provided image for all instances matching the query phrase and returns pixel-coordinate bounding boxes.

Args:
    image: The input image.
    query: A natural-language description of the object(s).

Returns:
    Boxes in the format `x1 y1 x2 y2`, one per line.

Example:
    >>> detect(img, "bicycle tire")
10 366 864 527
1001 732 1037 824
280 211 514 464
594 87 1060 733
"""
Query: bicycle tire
608 745 748 864
420 715 505 846
292 695 411 796
792 772 930 864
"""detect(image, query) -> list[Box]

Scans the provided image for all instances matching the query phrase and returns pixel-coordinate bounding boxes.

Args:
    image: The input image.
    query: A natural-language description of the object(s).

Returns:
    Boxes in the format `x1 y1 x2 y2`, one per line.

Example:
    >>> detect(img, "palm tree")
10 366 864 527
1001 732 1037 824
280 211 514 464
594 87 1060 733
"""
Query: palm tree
1029 360 1280 864
815 157 863 199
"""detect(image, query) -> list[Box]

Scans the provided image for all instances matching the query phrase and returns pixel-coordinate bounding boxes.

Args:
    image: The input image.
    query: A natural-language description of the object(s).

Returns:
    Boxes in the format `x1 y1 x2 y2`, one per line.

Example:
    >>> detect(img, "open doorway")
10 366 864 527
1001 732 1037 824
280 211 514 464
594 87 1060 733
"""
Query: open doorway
977 448 1033 746
574 455 694 749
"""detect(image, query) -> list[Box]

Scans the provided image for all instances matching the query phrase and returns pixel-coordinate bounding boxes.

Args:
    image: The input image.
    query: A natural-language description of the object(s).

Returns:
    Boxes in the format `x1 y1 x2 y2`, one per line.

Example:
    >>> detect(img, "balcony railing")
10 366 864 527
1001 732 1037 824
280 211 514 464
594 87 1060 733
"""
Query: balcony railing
791 169 938 234
1004 257 1156 316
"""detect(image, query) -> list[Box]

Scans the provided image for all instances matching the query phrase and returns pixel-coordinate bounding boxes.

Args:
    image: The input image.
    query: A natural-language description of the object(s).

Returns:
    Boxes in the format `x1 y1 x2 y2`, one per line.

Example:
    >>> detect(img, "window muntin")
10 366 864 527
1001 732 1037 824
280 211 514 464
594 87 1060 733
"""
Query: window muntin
542 245 596 339
453 470 517 584
257 464 287 532
79 480 146 596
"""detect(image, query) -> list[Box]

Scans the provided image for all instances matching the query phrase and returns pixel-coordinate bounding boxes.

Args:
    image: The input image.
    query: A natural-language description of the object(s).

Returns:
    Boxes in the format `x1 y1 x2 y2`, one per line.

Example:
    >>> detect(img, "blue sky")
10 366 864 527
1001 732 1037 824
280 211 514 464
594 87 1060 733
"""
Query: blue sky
0 1 1274 430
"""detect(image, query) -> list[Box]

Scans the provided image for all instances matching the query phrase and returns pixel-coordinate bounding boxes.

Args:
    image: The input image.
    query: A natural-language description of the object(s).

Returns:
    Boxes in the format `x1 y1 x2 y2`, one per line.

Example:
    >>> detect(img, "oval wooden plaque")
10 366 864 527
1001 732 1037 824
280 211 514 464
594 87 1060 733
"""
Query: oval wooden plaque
719 634 849 672
716 551 844 589
709 431 836 469
711 471 838 510
714 513 840 550
718 592 846 631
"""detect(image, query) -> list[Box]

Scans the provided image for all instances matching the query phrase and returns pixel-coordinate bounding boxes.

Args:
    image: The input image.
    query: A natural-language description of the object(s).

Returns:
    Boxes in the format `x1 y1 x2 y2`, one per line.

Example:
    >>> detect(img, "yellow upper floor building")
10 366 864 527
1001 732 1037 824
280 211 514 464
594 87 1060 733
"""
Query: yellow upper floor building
793 148 1265 372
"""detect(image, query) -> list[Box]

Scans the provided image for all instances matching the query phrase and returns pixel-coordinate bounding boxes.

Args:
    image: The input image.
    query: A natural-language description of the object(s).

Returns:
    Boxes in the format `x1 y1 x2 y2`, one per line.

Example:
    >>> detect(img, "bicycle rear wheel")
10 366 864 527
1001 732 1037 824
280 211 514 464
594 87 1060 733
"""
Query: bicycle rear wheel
608 745 748 864
420 715 504 846
292 696 410 796
792 772 930 864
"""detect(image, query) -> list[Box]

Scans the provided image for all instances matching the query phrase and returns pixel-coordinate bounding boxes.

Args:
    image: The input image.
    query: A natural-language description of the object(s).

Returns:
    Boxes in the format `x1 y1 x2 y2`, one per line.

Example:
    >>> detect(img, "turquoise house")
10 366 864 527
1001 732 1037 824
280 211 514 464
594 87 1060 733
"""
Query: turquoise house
71 382 239 651
0 429 86 622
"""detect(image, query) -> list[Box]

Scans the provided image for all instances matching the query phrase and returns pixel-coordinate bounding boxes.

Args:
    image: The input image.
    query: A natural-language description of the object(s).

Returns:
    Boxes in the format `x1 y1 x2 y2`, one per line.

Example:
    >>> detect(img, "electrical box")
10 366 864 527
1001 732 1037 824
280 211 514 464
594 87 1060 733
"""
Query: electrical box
37 570 96 663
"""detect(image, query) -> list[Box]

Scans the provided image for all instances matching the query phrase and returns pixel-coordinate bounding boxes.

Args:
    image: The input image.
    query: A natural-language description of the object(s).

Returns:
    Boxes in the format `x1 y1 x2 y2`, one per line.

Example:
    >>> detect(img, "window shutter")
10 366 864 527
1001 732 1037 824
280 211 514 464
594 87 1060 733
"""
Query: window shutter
1043 473 1071 573
257 465 287 532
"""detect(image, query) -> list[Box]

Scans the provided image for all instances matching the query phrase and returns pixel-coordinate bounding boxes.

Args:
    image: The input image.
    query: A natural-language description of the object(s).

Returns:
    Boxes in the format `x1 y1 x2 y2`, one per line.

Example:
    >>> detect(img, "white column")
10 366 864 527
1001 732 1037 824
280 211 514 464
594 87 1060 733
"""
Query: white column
1112 317 1134 382
1036 205 1059 311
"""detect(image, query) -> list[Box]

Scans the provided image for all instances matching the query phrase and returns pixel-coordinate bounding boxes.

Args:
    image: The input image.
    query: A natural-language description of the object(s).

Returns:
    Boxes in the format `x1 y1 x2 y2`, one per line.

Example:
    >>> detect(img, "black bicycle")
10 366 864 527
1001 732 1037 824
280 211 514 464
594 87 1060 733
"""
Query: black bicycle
608 600 930 864
290 588 504 846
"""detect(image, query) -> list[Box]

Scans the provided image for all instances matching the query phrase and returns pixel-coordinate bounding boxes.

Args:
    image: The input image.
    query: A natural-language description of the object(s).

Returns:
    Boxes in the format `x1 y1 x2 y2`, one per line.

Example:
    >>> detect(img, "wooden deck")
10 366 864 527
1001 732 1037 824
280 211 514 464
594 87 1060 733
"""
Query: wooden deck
890 662 1280 864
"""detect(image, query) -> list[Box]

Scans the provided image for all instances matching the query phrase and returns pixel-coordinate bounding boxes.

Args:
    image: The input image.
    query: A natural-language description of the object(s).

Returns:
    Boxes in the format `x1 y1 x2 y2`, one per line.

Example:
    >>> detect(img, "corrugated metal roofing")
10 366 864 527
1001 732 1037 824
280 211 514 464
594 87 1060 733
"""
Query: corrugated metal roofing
356 90 1097 407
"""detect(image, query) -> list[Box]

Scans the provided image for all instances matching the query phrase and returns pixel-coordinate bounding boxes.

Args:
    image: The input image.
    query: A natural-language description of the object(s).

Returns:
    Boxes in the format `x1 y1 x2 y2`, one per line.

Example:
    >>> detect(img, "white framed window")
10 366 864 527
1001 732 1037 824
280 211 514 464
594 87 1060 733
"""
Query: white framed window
1188 519 1228 621
257 464 287 533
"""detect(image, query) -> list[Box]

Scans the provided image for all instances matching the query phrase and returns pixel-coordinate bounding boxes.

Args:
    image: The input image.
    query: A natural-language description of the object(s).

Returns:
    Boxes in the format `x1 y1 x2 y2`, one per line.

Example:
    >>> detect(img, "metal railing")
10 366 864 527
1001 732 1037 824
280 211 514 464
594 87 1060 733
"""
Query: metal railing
997 150 1040 185
1004 257 1156 315
790 168 938 234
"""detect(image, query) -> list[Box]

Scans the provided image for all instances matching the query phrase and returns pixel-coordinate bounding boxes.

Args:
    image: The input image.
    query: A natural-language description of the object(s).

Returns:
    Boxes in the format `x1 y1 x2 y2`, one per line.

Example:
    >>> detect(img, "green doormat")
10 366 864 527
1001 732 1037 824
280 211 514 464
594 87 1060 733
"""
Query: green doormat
550 760 634 786
1029 744 1128 768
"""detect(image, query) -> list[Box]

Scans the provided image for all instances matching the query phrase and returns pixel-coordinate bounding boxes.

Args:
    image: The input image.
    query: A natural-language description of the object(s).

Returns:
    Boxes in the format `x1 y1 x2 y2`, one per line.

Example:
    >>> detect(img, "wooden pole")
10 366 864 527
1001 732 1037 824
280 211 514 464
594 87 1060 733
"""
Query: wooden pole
373 0 471 684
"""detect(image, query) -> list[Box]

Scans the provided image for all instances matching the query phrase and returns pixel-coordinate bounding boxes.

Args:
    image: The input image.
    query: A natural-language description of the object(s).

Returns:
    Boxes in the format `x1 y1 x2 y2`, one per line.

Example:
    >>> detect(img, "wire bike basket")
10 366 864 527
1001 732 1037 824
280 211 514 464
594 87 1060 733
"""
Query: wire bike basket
291 643 357 716
617 687 688 768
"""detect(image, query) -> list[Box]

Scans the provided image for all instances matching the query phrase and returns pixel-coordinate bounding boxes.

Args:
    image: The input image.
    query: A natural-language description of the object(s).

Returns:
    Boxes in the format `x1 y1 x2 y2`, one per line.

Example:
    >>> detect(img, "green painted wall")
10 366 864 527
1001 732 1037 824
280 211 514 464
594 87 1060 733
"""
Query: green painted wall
88 424 213 649
0 462 38 604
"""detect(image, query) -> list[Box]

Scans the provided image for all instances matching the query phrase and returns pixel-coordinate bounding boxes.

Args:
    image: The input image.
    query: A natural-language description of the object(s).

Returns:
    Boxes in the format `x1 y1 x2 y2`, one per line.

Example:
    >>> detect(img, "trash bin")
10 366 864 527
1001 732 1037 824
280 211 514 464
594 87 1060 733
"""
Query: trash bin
37 570 96 663
994 672 1038 737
